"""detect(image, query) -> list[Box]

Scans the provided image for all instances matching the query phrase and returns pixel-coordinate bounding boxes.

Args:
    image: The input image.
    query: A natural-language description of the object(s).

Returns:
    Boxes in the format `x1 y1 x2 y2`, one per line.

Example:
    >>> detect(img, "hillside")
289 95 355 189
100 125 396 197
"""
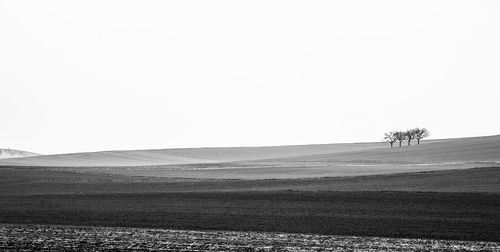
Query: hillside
1 135 499 242
1 167 499 195
0 142 384 167
0 149 39 159
0 135 499 179
282 134 500 164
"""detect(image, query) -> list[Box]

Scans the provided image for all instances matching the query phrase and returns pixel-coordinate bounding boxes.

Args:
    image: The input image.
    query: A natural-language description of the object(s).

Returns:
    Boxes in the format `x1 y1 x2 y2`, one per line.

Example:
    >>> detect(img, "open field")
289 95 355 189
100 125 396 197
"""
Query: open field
0 135 499 243
0 141 385 167
48 161 498 179
1 191 499 241
1 135 499 179
1 224 498 251
1 167 499 195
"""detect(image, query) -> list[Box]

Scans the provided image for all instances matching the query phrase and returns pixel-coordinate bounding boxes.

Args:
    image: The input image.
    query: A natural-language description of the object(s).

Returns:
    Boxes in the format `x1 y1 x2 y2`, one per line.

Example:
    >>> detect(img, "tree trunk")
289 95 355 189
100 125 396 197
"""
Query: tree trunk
399 141 402 147
390 143 393 148
407 139 411 146
417 139 420 144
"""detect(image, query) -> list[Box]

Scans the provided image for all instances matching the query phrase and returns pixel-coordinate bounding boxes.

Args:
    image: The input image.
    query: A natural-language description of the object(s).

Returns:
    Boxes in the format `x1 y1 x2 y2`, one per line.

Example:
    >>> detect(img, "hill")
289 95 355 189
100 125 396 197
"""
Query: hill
0 149 39 159
0 142 384 167
282 134 500 163
1 167 499 196
0 135 499 242
0 135 499 179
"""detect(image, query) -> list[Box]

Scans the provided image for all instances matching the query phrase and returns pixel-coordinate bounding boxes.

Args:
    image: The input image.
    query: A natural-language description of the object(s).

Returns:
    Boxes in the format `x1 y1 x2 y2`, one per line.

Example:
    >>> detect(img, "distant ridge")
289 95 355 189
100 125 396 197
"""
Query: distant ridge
0 135 498 168
0 148 39 159
0 141 383 167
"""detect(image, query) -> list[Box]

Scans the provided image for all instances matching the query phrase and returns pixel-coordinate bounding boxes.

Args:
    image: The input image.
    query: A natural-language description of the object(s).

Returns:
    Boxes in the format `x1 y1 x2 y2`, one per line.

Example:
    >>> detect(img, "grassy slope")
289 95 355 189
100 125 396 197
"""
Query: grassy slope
0 142 383 167
63 161 495 179
285 134 500 163
1 135 499 179
2 135 497 167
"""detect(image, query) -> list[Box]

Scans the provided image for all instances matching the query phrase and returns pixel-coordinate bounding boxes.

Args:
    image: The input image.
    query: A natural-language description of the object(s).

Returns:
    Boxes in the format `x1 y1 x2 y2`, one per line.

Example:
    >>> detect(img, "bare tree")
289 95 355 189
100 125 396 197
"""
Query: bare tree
405 129 416 146
394 131 406 147
414 128 430 144
384 131 398 148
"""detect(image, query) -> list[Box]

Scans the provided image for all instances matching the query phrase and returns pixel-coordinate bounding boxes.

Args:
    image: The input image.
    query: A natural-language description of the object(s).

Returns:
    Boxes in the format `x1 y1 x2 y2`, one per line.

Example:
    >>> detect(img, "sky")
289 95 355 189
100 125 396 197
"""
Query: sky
1 0 500 155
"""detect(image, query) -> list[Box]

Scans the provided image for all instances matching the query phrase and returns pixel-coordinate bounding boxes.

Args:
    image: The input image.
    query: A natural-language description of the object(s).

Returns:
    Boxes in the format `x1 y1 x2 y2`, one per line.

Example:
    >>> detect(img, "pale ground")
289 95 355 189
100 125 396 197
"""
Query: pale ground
0 149 38 159
1 135 499 179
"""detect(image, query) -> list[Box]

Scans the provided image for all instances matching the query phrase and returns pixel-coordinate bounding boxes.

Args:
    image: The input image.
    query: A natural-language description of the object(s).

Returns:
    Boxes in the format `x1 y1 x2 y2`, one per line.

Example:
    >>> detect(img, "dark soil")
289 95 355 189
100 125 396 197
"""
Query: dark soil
1 191 499 241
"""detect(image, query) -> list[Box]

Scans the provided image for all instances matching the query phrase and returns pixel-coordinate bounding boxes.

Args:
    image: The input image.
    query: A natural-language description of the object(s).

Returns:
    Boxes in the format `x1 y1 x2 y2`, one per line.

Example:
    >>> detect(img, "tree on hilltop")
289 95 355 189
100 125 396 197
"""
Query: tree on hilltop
405 129 417 146
394 131 406 147
384 131 398 148
414 128 430 144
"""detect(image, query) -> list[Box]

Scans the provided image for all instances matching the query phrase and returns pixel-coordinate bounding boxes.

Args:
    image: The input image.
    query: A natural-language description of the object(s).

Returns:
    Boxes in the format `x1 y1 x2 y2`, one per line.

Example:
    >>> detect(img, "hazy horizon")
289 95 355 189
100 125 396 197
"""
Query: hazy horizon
2 0 500 155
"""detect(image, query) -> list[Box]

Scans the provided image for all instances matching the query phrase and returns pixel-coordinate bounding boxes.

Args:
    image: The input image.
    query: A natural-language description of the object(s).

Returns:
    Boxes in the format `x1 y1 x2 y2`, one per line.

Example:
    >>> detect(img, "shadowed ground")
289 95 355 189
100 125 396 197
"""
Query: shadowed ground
0 167 499 195
1 191 499 241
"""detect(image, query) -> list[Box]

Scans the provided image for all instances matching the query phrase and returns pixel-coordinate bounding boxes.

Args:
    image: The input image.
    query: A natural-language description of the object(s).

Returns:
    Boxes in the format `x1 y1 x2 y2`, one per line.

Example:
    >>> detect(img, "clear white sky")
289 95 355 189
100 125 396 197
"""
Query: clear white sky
1 1 499 155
